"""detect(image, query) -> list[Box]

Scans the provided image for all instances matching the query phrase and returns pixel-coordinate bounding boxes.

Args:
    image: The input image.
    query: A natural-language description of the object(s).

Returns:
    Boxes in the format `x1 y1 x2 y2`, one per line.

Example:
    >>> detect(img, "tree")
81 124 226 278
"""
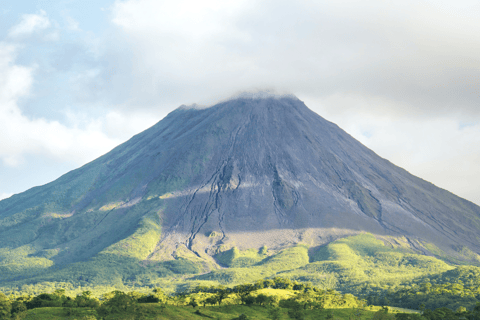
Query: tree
137 294 159 303
420 283 432 293
429 307 456 320
174 294 187 306
262 279 275 288
75 291 100 308
419 303 425 312
379 297 390 307
26 293 63 309
96 291 139 318
294 291 318 310
0 293 11 320
255 294 269 306
10 300 26 316
475 302 480 313
263 295 279 307
236 285 254 305
54 289 66 296
371 307 395 320
188 297 198 308
268 307 282 320
216 289 229 306
153 288 167 303
456 306 467 313
280 299 304 320
244 295 255 306
205 296 219 306
287 303 304 320
63 296 77 308
273 277 293 290
293 282 306 291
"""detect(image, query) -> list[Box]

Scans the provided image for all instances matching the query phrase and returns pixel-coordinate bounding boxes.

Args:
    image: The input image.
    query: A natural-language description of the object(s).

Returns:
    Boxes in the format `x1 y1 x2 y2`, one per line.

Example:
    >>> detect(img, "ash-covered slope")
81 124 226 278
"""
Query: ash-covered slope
0 94 479 278
152 95 480 259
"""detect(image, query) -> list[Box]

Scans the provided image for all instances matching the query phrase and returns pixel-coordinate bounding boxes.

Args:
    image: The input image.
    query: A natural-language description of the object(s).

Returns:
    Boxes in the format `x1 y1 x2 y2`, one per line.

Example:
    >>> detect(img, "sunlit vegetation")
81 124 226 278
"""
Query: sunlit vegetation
1 233 480 319
2 277 480 319
98 202 124 211
194 244 310 285
364 265 480 311
0 278 410 320
101 212 162 260
215 246 269 268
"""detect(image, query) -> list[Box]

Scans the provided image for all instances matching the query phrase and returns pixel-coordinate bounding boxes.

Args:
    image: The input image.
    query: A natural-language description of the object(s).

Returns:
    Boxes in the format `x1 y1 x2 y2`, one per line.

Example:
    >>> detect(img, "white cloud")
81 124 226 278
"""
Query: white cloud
112 0 250 40
62 108 159 141
108 0 259 106
8 10 52 39
303 93 480 205
108 0 480 115
0 42 122 167
103 110 159 140
0 193 13 201
65 16 80 31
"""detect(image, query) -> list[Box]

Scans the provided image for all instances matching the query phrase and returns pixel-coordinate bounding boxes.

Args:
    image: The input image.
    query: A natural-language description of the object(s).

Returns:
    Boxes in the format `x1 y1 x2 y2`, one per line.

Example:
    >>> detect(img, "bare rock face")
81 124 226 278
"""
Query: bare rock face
151 94 480 259
1 93 480 271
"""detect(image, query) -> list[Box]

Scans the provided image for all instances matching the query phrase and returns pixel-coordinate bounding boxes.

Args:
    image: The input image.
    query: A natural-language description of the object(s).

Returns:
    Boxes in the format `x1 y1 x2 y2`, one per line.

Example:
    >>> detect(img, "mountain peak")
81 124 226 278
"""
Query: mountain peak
1 93 480 285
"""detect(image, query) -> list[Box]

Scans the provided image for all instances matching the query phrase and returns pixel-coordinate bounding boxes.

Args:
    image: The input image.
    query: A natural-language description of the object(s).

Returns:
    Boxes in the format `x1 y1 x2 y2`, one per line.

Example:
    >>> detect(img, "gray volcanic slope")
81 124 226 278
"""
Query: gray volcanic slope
1 94 480 270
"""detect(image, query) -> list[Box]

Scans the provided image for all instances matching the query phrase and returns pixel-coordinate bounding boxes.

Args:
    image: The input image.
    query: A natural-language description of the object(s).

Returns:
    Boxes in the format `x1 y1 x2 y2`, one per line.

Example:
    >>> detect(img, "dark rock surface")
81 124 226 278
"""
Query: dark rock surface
1 93 479 269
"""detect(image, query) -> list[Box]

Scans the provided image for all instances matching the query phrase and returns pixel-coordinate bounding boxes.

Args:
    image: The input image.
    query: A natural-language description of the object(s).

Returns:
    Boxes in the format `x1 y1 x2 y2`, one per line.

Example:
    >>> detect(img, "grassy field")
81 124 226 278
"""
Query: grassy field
21 304 417 320
23 307 97 320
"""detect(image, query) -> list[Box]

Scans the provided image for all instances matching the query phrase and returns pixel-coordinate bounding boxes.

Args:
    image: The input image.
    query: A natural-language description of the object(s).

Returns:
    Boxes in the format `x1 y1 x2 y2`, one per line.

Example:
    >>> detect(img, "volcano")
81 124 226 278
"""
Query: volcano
1 93 479 284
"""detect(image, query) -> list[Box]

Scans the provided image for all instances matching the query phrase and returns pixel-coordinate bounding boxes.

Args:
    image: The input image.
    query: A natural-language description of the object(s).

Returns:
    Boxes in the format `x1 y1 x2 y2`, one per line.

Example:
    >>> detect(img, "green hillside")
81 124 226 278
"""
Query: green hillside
282 234 453 293
1 233 480 317
1 233 475 300
189 234 449 288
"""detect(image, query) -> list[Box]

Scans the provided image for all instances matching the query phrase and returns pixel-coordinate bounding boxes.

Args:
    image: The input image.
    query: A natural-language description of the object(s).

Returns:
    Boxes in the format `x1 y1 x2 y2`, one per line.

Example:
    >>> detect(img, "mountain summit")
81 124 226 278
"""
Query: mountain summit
1 94 479 284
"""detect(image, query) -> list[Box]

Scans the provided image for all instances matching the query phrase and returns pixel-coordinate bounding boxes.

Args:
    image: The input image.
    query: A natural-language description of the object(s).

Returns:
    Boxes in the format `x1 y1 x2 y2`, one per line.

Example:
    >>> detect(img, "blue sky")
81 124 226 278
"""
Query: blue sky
1 0 480 205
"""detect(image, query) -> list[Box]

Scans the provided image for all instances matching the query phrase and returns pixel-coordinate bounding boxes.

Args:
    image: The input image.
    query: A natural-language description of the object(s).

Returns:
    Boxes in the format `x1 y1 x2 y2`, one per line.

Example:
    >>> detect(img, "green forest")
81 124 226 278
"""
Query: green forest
1 277 480 319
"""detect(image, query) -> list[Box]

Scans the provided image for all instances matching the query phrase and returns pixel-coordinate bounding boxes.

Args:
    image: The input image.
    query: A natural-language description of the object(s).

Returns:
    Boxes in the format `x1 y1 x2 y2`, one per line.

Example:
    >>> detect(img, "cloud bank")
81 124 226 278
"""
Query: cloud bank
1 1 479 205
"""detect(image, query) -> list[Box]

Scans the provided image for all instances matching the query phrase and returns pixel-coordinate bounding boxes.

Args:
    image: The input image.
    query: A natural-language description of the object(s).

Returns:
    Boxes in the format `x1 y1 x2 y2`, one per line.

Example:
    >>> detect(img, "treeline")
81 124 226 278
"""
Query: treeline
368 282 478 311
0 277 364 319
185 277 363 310
0 289 100 319
362 266 480 311
1 277 480 319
